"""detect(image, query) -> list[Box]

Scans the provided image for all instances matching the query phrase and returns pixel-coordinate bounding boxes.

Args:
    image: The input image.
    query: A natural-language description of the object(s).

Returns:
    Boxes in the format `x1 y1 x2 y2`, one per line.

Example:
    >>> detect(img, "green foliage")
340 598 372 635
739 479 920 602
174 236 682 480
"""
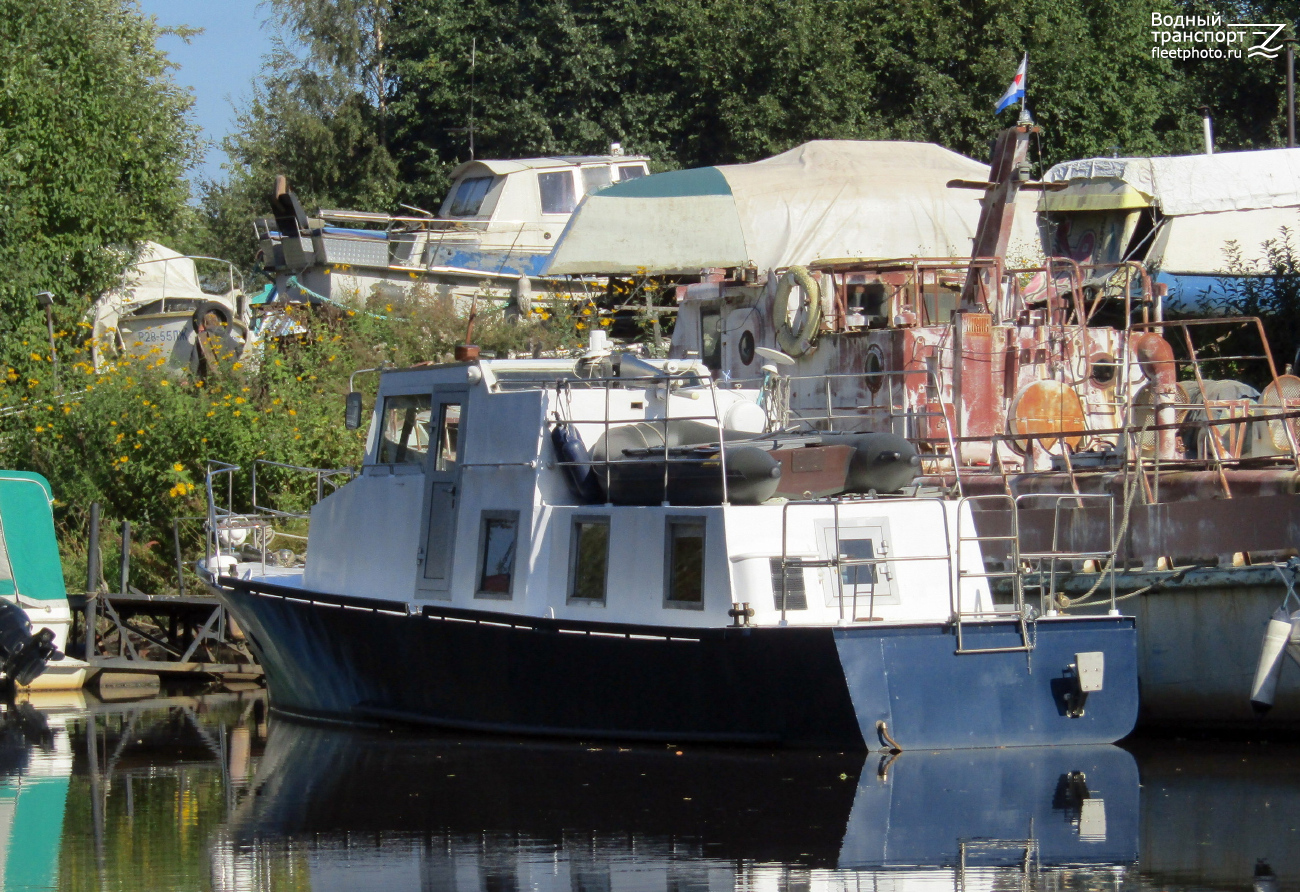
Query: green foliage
1209 228 1300 387
0 297 570 593
0 0 199 377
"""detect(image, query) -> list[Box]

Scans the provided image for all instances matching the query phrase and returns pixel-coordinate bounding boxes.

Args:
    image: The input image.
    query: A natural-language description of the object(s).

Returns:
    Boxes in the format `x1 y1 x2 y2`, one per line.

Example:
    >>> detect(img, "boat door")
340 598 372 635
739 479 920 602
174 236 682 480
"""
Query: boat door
416 388 467 597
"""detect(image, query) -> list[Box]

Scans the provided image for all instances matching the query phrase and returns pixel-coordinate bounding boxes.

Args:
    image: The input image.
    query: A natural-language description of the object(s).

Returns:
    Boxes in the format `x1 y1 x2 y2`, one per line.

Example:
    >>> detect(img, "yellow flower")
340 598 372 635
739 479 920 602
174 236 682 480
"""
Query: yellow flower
576 322 586 330
173 462 184 472
233 410 241 416
600 318 612 326
29 352 42 362
62 405 71 413
34 425 44 433
136 429 143 435
134 443 141 449
288 409 296 416
234 397 245 405
109 421 116 426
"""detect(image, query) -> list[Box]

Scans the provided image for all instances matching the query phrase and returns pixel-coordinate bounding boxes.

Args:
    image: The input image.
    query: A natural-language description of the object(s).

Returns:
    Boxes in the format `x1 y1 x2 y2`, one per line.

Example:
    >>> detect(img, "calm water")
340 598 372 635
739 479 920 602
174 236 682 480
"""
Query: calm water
0 689 1296 891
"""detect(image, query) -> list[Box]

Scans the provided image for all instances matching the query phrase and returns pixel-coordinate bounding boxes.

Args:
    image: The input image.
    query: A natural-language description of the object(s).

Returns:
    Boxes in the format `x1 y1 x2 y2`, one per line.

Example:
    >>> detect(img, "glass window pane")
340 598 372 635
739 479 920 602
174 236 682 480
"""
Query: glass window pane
448 176 494 216
570 520 609 602
435 403 461 472
667 520 704 604
378 395 432 464
478 516 517 595
840 537 878 596
538 171 577 214
617 165 647 181
580 166 612 195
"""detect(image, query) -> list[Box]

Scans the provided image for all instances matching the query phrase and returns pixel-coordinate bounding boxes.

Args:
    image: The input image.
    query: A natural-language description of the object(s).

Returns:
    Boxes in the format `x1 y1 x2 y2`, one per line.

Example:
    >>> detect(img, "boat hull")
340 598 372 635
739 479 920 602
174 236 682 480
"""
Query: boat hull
213 578 1138 750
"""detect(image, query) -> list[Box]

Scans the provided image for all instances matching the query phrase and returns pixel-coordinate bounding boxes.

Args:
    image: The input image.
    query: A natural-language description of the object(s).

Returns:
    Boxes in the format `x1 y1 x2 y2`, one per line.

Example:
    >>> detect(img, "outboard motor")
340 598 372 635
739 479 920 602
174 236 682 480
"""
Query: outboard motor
0 601 62 687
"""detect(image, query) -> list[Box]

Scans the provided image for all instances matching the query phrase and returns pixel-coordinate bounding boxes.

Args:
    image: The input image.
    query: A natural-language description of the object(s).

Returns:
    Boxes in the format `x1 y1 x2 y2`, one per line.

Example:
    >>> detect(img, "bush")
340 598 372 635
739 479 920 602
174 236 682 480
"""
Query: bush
0 296 578 594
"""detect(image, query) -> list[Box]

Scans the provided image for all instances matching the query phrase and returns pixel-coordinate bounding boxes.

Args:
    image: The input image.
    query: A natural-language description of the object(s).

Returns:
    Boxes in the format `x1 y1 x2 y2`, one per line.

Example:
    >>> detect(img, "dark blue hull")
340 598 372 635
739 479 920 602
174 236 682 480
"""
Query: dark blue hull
215 578 1138 750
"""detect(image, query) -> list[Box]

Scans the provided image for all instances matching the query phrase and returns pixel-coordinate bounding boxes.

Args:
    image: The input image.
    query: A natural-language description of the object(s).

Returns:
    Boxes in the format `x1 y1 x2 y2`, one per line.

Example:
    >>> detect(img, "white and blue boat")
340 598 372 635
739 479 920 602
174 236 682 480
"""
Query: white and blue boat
256 151 650 312
200 345 1137 749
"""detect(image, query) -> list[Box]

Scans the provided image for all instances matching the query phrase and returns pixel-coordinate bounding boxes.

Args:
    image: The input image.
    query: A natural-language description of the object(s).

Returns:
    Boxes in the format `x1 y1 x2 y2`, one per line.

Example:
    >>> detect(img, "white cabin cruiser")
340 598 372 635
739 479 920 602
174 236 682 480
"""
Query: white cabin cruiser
200 344 1137 749
256 152 650 312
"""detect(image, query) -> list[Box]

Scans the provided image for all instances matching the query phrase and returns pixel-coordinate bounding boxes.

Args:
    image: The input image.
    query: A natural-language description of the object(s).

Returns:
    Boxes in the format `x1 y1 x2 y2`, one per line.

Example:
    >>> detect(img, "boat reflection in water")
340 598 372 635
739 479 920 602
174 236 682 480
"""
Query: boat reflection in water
214 719 1138 891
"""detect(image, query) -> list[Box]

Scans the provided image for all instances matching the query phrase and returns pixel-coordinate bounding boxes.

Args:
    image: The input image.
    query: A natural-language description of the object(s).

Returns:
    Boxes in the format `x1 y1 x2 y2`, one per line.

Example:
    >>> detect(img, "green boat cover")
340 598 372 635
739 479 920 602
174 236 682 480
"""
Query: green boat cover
0 472 67 602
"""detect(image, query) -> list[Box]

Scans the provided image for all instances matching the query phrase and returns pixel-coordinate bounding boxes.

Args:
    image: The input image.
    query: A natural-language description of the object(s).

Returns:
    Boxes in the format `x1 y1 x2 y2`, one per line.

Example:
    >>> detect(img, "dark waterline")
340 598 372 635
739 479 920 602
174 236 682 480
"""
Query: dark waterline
1 689 1297 891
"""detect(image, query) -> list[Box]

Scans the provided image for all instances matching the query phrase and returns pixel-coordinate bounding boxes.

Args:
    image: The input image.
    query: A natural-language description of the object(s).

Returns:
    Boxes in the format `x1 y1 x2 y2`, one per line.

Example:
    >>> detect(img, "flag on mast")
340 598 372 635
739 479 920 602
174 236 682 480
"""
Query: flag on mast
995 54 1027 113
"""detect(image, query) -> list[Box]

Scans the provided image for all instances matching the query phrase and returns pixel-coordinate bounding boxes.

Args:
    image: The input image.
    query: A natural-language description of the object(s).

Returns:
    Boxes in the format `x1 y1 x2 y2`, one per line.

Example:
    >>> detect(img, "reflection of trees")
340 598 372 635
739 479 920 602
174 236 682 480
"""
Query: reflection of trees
55 693 278 892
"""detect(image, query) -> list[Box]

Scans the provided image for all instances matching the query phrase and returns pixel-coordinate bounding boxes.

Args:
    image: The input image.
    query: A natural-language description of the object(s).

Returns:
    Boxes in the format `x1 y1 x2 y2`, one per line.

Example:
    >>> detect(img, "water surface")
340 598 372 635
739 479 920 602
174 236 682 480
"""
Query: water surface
1 690 1296 891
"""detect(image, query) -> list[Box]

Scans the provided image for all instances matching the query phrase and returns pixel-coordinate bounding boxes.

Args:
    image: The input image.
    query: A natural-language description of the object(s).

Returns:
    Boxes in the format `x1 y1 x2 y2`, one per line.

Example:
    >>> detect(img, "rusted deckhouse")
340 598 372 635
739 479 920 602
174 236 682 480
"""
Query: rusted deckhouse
552 123 1300 728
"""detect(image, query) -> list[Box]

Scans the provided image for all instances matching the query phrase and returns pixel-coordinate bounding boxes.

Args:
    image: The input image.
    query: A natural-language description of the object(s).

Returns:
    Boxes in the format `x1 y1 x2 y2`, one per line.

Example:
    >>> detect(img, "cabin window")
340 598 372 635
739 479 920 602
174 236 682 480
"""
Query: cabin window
568 517 610 604
448 176 494 216
475 511 519 598
434 403 462 472
377 394 432 464
538 171 577 214
617 164 647 181
580 167 613 195
664 518 705 608
816 519 897 610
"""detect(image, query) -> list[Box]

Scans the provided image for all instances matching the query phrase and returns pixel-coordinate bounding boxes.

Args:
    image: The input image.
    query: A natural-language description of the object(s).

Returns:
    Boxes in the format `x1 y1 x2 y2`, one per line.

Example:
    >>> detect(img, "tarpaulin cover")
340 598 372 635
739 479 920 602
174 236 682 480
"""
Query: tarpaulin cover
545 141 1042 275
1044 149 1300 216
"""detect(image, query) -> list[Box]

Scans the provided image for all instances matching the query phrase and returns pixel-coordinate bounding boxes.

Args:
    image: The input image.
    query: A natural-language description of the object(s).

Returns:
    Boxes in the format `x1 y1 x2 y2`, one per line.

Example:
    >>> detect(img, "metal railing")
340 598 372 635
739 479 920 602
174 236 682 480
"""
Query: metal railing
251 459 355 519
1015 492 1117 616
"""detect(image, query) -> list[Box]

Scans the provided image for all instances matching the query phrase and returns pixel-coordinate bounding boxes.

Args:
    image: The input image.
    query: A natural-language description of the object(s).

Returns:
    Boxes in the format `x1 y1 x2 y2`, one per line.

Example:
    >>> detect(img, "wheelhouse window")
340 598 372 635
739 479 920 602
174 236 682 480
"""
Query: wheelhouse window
377 394 431 464
538 171 577 214
447 176 494 216
434 403 461 471
476 511 519 598
568 517 610 604
617 164 647 181
580 166 613 195
665 518 705 608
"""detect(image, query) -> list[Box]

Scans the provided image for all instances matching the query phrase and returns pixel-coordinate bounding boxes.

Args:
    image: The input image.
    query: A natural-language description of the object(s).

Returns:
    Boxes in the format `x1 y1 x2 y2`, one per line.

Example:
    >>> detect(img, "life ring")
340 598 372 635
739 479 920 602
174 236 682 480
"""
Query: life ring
774 266 821 357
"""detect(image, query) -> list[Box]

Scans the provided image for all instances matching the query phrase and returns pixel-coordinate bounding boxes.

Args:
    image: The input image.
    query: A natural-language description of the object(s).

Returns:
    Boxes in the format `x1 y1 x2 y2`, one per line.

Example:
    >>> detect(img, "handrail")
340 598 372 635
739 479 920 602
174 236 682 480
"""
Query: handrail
1014 492 1117 615
251 459 355 519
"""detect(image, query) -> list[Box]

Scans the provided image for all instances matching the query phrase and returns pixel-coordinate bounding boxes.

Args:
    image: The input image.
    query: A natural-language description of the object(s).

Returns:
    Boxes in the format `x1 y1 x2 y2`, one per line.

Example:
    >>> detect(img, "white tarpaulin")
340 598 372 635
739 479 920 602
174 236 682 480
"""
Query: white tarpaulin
545 141 1042 276
1045 149 1300 216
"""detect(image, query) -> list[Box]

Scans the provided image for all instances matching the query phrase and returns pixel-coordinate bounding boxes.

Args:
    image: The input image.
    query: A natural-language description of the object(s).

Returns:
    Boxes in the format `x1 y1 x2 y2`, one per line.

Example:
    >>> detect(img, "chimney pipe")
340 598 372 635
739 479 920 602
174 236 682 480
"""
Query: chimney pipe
1199 106 1214 155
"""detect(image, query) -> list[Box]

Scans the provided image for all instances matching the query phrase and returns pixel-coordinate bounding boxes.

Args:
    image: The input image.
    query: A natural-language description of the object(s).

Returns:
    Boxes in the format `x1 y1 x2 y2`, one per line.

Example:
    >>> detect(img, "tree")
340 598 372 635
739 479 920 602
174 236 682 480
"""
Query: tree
198 0 398 271
0 0 199 381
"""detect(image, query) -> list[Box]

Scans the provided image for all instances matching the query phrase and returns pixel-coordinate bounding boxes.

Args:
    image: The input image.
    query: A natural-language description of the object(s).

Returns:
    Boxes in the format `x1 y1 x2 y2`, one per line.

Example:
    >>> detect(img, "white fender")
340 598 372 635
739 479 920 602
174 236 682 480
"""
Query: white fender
1250 608 1295 713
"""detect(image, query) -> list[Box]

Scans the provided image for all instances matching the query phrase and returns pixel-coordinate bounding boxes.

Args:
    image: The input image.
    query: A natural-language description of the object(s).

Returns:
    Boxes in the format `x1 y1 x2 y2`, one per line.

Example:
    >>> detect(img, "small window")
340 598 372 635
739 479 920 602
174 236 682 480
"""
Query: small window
617 165 647 181
839 538 879 598
378 395 432 464
539 171 577 214
665 518 705 608
580 166 613 195
568 517 610 603
476 511 519 597
448 176 494 216
435 403 461 472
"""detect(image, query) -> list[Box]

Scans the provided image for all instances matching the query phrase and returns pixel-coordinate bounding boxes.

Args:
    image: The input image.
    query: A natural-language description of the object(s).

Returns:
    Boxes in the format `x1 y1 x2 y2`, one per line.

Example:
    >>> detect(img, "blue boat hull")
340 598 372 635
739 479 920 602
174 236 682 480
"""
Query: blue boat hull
215 579 1138 750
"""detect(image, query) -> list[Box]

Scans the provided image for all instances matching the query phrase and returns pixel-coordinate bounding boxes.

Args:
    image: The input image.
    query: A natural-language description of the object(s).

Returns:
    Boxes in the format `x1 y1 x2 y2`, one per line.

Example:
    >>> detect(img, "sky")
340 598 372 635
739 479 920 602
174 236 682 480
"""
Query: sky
137 0 275 187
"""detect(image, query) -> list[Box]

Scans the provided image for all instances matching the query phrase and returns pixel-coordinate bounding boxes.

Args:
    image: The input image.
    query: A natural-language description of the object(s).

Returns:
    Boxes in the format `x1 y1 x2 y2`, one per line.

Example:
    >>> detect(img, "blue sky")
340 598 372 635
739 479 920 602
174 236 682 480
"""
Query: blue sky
138 0 274 186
